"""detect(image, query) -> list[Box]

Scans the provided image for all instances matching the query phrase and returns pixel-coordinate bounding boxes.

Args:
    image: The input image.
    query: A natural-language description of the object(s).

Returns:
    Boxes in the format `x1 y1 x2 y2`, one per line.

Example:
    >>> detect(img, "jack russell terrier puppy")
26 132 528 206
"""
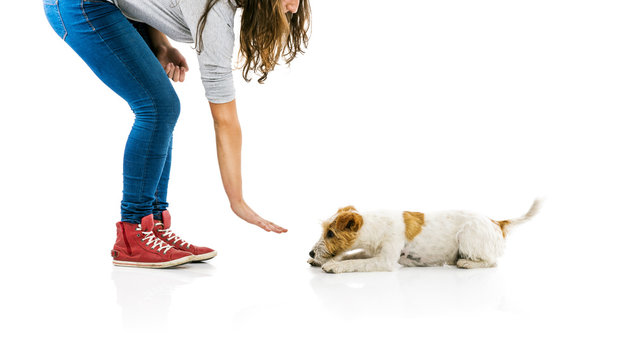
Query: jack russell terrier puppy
308 199 541 273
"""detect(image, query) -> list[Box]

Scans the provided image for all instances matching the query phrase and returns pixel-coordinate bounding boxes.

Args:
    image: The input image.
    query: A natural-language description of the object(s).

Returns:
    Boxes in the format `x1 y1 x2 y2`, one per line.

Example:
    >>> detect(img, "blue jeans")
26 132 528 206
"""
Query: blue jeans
43 0 178 223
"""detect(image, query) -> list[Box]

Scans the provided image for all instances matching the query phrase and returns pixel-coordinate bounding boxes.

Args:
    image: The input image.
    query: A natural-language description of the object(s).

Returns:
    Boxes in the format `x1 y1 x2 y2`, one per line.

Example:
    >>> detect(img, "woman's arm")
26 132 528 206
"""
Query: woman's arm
209 100 287 233
143 26 283 232
146 26 188 82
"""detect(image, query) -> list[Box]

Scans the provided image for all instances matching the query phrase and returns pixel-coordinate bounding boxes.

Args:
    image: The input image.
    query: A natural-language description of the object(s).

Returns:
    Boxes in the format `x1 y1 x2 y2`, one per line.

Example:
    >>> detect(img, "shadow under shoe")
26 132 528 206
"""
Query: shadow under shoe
112 213 194 268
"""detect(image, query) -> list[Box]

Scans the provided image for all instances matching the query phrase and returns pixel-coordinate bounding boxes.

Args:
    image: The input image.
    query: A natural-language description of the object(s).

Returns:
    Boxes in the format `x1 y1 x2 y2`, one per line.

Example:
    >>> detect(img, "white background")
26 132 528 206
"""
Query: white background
2 0 633 359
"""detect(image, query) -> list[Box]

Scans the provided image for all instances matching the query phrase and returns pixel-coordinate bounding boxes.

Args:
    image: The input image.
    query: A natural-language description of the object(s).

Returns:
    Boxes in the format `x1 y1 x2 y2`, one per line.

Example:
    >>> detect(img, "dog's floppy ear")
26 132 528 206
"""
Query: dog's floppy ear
333 211 363 233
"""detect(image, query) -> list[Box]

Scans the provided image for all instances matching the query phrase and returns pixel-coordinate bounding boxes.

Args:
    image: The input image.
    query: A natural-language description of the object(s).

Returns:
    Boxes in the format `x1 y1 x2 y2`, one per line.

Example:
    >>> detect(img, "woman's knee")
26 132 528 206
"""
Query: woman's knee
133 88 180 128
159 89 180 125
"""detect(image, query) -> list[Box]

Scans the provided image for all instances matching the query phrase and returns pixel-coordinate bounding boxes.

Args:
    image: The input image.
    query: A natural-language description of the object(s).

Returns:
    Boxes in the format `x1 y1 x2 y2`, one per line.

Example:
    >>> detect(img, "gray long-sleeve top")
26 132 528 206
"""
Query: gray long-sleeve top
106 0 238 103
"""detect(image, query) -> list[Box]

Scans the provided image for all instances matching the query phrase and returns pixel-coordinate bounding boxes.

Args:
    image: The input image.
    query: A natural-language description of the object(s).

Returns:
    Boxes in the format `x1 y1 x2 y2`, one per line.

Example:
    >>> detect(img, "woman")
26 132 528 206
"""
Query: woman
42 0 311 268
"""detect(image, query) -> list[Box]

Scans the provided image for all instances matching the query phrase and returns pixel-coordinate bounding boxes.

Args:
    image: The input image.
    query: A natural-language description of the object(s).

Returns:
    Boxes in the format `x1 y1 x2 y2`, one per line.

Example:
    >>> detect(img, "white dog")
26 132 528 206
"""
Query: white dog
308 199 541 273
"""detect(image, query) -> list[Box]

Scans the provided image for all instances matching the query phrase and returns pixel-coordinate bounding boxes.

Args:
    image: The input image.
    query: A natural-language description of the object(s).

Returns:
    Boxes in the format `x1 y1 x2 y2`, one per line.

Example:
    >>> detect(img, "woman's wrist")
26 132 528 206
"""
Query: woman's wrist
146 26 172 52
153 44 170 57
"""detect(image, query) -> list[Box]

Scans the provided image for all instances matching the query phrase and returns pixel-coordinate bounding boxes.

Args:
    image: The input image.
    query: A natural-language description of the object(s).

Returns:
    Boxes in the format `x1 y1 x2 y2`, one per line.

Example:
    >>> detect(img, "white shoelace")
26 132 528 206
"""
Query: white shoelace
136 225 173 254
155 222 191 249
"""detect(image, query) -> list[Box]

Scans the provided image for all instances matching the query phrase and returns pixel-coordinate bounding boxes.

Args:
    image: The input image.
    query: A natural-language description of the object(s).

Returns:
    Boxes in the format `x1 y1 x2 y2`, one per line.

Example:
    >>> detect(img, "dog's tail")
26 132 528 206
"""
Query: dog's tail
493 198 542 237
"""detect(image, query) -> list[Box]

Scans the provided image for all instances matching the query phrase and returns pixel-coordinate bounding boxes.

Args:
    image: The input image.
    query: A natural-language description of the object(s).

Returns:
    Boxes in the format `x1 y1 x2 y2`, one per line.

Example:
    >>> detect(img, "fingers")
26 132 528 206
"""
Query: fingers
164 63 187 83
172 64 181 82
269 222 288 233
231 201 288 233
256 219 274 232
164 62 175 80
180 59 189 72
175 52 189 71
256 218 288 233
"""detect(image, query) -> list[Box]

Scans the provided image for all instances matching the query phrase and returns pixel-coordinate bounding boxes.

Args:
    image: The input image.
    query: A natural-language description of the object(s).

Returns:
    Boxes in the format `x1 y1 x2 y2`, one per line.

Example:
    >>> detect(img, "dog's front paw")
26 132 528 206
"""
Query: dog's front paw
307 258 321 267
321 261 345 274
456 259 472 269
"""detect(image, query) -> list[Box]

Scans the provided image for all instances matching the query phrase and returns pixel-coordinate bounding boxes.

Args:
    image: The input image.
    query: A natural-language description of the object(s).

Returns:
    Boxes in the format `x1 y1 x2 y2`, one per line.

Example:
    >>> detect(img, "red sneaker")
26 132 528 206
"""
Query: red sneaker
153 210 217 262
111 213 194 268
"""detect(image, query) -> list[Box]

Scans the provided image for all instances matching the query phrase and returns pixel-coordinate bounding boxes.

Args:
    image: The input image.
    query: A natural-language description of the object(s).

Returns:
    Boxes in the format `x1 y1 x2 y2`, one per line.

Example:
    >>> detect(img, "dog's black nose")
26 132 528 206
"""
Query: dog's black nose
309 250 315 258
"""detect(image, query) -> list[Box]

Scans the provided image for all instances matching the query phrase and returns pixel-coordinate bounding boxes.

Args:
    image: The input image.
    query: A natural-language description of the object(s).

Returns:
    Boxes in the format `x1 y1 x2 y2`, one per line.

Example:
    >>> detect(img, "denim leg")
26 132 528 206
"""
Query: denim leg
129 18 172 222
153 135 173 221
46 0 179 224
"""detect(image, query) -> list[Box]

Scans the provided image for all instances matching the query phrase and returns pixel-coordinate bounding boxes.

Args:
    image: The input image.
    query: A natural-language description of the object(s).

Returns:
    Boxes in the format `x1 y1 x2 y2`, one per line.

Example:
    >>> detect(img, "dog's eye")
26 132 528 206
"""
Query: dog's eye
326 230 334 238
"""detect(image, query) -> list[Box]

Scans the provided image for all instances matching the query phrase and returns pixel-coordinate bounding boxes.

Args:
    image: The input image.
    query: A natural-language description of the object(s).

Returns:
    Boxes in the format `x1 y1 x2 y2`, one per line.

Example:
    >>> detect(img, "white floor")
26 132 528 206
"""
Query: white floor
3 205 632 359
5 1 634 358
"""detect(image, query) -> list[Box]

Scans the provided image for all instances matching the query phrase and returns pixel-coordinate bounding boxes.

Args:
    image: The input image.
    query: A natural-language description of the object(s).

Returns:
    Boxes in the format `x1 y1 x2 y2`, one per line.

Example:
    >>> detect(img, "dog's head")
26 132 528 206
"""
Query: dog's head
308 206 364 266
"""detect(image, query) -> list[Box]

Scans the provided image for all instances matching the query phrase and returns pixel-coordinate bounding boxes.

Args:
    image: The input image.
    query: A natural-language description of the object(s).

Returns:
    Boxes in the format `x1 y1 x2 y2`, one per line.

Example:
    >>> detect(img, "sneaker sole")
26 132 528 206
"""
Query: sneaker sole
192 250 218 262
113 255 194 269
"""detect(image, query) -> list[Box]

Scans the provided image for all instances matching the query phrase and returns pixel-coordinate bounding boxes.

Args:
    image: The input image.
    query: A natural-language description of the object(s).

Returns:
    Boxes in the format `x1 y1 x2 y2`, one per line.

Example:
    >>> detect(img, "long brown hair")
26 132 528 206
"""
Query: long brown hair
195 0 311 83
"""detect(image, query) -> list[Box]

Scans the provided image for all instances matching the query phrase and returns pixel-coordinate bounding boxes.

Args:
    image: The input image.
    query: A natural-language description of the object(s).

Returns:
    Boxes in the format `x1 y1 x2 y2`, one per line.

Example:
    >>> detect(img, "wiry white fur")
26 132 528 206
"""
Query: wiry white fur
311 199 541 273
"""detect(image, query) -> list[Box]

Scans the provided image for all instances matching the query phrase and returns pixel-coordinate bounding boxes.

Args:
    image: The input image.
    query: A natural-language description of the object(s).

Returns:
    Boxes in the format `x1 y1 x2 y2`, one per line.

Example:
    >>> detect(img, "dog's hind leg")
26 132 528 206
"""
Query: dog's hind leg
398 253 423 267
456 219 504 268
456 259 495 269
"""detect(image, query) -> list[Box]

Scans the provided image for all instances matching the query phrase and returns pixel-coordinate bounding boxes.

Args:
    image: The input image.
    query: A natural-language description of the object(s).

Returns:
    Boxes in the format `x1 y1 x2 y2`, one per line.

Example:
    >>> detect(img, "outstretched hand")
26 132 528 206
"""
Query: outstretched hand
231 200 288 233
155 45 189 82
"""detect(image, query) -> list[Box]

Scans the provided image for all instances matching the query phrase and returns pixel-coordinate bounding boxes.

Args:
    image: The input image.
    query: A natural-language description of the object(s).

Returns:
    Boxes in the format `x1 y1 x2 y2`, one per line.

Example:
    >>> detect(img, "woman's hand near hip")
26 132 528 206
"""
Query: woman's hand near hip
209 100 288 234
155 45 188 82
146 25 188 82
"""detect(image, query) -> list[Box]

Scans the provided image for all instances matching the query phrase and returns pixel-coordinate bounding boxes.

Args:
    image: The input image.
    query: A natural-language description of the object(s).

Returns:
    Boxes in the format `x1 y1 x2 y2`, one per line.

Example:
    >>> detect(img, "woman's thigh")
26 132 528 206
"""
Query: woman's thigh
45 0 178 115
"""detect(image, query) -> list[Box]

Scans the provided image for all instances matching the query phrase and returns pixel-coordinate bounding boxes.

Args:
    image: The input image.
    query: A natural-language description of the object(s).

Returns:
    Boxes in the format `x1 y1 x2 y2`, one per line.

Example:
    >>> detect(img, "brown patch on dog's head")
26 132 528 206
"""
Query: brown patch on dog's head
321 210 364 256
309 207 364 266
403 211 425 241
336 205 357 214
